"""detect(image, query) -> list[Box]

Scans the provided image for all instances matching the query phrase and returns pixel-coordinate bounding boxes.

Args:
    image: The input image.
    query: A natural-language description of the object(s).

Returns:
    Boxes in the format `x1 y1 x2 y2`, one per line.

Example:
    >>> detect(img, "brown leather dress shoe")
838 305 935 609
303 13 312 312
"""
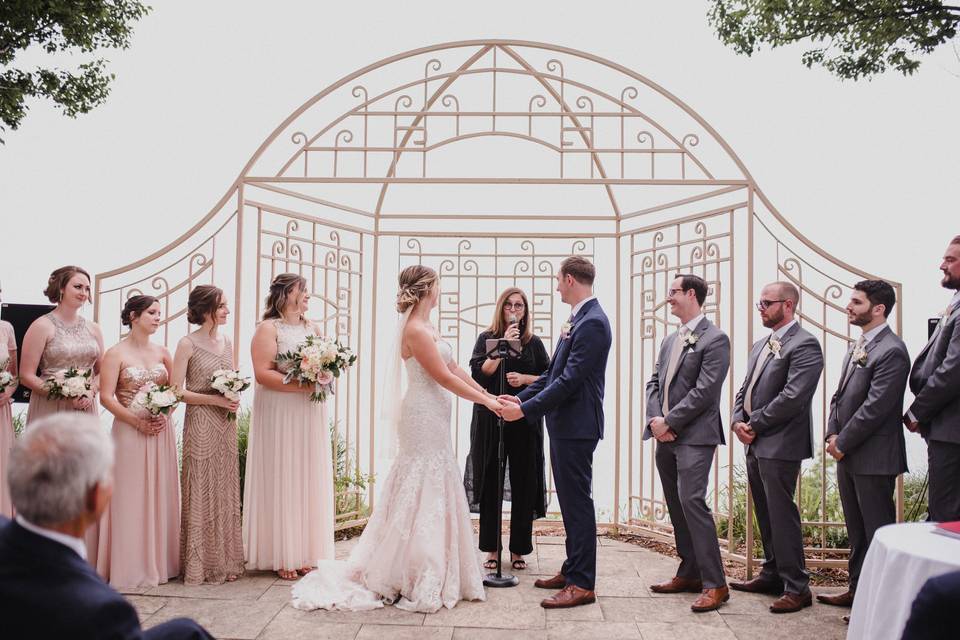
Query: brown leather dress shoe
816 590 854 607
534 573 566 589
691 586 730 612
541 584 597 609
649 576 703 594
729 576 784 595
770 591 813 613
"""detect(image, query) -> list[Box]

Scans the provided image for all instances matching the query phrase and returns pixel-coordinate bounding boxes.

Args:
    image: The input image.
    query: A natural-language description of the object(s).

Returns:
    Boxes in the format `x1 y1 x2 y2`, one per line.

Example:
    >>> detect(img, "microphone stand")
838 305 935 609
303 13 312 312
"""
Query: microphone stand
482 334 521 588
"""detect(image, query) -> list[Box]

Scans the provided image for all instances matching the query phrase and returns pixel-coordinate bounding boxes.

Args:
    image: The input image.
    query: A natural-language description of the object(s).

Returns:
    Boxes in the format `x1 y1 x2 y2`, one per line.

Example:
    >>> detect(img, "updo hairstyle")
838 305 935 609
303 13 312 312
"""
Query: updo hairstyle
396 265 438 313
187 284 224 325
121 295 158 327
44 266 91 303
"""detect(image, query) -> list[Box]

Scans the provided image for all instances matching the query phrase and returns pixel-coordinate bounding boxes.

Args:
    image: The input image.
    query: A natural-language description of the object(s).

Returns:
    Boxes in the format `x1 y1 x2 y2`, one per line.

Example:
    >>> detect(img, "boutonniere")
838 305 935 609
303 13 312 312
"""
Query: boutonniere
768 337 783 359
681 332 699 349
852 344 868 367
561 321 573 339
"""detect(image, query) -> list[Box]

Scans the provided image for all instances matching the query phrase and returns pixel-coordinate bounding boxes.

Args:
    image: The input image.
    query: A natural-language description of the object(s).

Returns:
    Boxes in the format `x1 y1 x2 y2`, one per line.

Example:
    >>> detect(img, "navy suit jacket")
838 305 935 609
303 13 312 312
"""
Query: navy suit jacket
0 516 144 640
517 298 612 440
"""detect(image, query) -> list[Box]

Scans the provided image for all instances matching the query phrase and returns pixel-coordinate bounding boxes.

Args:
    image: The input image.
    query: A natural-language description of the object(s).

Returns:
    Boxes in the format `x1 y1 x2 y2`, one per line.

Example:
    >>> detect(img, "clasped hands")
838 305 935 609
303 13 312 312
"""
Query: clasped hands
732 421 756 445
825 435 844 461
648 416 676 442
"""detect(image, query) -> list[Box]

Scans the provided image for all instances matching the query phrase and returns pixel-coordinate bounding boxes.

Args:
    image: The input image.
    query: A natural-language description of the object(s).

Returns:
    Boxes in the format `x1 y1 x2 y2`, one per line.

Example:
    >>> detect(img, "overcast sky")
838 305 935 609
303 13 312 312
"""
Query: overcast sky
2 1 956 470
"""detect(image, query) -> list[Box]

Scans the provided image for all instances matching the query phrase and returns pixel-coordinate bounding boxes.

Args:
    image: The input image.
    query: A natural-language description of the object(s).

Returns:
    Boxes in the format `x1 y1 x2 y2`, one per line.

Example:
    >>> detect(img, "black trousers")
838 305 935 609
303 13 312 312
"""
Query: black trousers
836 462 896 591
927 440 960 522
478 422 538 555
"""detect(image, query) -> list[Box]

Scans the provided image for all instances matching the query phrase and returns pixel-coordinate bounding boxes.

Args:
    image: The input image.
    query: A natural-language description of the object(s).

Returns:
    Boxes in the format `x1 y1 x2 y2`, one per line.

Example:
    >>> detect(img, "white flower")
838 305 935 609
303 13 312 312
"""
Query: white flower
151 389 179 407
852 345 868 367
768 337 783 359
62 376 90 398
561 321 572 338
682 332 699 349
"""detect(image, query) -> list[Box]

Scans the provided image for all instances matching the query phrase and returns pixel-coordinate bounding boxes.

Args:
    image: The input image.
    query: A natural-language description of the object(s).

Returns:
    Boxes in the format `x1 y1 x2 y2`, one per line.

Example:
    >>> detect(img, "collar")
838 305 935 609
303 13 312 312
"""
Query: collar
771 319 797 341
860 322 888 344
950 291 960 309
570 296 596 320
682 314 705 334
16 515 87 561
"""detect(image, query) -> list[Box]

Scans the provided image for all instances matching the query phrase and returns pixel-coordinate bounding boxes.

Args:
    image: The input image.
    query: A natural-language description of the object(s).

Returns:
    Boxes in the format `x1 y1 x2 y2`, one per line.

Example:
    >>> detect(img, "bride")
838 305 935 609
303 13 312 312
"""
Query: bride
292 265 503 613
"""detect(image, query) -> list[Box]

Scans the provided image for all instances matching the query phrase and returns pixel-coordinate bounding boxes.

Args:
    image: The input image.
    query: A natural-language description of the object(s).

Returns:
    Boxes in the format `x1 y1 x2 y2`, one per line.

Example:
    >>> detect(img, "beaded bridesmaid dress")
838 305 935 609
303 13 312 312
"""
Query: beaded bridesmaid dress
97 364 181 588
0 321 16 517
243 320 334 573
180 335 244 584
26 313 101 560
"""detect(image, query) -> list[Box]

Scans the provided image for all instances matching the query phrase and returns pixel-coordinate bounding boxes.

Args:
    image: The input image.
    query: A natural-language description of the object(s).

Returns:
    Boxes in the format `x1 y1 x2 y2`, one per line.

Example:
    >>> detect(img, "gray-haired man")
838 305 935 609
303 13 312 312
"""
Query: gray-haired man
0 414 212 640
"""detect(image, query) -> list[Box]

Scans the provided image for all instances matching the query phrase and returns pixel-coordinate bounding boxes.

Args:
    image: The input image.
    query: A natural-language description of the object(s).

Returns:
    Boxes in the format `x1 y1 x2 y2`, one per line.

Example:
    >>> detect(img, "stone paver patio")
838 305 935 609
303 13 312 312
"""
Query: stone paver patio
126 535 848 639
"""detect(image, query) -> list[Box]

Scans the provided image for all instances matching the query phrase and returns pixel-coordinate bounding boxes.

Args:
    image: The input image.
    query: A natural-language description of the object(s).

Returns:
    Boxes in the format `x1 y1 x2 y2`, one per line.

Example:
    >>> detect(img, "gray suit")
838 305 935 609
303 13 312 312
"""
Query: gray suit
644 317 729 588
732 322 823 595
826 325 909 590
907 301 960 521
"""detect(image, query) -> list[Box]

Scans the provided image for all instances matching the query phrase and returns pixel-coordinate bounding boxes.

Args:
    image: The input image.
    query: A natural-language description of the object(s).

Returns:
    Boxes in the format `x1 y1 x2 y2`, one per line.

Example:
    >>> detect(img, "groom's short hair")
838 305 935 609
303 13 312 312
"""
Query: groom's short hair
675 273 708 306
560 256 595 285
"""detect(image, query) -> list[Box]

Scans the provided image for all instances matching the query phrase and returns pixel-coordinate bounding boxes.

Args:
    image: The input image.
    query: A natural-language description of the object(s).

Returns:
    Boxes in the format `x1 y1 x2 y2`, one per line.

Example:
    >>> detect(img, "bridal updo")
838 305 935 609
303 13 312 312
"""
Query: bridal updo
396 265 438 313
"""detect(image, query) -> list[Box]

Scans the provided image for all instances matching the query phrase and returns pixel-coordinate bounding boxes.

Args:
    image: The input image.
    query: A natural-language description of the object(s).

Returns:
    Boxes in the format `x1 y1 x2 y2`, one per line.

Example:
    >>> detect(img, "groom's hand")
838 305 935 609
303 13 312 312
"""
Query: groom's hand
497 395 520 405
498 396 524 421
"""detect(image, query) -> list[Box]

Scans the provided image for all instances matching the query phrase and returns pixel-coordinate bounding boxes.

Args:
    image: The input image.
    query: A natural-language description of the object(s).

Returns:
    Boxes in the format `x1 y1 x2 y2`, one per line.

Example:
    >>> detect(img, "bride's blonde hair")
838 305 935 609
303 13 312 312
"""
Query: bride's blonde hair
396 265 438 313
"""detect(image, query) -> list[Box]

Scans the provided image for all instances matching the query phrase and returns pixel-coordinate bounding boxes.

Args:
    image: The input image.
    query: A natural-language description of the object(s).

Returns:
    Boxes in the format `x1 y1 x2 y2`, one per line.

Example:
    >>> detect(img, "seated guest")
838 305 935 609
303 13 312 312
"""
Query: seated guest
0 413 212 640
900 570 960 640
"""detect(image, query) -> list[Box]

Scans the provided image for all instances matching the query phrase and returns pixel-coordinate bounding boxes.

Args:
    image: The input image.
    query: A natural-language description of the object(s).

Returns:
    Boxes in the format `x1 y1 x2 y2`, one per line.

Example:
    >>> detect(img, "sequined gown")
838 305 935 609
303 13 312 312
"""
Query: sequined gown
97 364 181 588
0 321 16 517
242 320 334 572
291 340 485 613
180 335 244 584
26 312 101 560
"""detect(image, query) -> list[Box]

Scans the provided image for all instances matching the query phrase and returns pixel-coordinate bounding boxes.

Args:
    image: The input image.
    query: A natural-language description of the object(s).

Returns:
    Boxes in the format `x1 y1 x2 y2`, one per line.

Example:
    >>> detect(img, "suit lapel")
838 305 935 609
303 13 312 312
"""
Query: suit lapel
673 317 710 377
659 332 675 385
754 323 800 384
836 344 855 396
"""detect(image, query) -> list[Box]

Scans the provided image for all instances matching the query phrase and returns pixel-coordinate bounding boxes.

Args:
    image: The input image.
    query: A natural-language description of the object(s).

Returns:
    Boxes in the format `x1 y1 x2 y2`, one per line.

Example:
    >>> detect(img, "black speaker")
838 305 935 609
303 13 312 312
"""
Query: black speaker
1 303 57 404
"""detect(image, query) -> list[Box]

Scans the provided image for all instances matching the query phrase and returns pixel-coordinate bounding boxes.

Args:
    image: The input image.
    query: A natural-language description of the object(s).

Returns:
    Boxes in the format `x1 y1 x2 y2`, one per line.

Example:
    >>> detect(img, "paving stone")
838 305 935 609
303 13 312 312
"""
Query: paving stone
599 595 727 627
144 598 285 640
547 621 641 639
125 595 168 622
145 573 276 601
356 624 454 639
637 621 737 640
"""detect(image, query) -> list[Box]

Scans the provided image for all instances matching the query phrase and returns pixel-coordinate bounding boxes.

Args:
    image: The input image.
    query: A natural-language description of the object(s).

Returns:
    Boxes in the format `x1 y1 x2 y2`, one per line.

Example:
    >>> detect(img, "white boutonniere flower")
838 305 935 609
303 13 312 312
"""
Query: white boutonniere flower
768 337 783 359
561 321 573 339
852 345 868 367
682 332 699 349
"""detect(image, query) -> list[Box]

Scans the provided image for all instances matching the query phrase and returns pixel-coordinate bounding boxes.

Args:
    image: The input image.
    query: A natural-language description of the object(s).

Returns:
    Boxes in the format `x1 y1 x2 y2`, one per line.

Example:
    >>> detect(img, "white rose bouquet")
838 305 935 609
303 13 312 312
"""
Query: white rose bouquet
210 369 251 420
276 334 357 403
131 382 182 417
43 367 92 400
0 357 16 396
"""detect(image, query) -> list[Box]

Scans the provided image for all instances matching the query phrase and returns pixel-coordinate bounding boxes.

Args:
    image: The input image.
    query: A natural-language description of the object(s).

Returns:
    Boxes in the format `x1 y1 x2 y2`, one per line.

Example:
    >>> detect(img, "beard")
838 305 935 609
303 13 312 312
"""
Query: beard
761 308 783 328
848 309 873 327
942 271 960 290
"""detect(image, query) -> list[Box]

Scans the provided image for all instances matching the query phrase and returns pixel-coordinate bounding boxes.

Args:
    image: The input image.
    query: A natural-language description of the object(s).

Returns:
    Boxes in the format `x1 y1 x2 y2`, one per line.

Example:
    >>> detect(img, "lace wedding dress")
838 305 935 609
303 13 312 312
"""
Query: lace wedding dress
291 339 485 613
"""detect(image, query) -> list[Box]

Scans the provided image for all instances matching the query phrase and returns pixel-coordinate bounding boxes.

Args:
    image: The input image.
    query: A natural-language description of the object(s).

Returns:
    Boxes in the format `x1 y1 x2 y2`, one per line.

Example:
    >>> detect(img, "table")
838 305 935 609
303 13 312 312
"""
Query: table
848 522 960 639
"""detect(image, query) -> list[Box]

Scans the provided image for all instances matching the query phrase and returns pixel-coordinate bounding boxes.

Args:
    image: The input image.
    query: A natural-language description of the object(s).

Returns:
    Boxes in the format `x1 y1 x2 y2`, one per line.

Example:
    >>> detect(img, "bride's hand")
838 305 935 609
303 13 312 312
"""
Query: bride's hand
483 396 503 416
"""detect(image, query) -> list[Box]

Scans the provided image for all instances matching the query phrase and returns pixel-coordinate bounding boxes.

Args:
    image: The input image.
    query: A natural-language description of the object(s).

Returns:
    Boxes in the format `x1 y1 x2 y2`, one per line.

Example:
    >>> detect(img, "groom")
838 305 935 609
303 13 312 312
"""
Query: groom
499 256 612 609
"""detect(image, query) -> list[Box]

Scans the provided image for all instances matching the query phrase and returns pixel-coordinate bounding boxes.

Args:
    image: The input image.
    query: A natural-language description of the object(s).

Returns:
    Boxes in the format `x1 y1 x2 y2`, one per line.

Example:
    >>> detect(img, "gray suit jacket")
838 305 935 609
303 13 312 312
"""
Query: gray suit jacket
644 317 729 446
732 323 824 461
826 325 909 476
908 303 960 444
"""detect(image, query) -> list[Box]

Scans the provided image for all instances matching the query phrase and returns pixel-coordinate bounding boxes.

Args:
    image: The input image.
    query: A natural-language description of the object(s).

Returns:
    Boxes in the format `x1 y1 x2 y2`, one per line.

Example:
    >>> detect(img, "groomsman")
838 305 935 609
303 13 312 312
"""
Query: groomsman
904 236 960 522
730 281 823 613
819 280 909 609
644 274 730 612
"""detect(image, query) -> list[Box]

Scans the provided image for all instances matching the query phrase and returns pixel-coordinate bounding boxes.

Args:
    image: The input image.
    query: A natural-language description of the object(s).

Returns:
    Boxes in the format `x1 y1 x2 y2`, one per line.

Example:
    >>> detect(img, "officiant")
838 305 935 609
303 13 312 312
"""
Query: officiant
464 287 549 571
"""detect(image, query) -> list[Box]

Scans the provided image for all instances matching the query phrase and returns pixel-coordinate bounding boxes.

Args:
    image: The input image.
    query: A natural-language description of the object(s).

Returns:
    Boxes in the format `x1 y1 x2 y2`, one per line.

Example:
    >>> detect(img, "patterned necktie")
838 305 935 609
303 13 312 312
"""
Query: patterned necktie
744 335 773 415
662 326 690 414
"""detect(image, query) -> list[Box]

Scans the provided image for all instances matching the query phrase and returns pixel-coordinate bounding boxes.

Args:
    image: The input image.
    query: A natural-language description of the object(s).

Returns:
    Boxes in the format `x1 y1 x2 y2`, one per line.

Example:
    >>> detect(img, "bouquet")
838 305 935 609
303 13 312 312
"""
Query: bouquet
131 382 182 417
210 369 251 420
43 367 92 400
276 335 357 403
0 357 16 396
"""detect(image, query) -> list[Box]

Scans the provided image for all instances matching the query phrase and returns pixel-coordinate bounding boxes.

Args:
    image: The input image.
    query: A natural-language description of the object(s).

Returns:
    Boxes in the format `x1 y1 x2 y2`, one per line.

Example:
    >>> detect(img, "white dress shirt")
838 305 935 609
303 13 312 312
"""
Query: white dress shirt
570 295 597 320
682 313 705 334
16 514 87 560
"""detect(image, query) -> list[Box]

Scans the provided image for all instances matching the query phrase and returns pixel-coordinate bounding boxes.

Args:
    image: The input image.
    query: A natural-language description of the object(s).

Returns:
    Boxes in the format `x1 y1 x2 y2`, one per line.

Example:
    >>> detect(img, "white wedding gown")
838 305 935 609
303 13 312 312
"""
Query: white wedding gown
291 339 486 613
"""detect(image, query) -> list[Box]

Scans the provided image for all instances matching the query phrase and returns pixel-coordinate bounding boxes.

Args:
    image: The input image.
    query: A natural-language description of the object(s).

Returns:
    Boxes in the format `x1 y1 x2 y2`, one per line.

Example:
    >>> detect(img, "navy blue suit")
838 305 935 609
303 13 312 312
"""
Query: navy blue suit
901 570 960 640
0 516 212 640
517 298 612 589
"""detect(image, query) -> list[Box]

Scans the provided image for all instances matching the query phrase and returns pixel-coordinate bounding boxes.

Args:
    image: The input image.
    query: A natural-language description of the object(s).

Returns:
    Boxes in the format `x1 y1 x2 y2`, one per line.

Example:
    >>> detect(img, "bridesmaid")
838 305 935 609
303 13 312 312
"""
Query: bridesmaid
21 266 104 422
0 288 17 516
97 295 180 588
20 265 104 560
243 273 334 580
171 285 244 585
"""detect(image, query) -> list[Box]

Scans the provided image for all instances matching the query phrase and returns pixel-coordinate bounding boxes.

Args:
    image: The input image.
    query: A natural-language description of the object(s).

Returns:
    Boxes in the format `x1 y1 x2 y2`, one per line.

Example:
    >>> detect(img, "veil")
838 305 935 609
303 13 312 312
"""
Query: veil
378 307 412 461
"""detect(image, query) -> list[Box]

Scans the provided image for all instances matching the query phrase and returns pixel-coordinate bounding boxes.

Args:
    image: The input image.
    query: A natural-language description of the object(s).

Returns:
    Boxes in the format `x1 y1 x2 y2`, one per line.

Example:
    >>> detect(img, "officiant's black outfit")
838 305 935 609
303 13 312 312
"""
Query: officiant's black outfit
464 331 549 556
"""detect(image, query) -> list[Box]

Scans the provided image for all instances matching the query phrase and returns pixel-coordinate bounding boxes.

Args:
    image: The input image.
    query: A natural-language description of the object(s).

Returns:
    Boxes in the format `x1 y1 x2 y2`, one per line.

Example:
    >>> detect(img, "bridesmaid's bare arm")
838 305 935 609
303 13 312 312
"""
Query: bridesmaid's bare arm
19 317 54 396
251 321 312 394
99 346 162 434
171 337 229 408
0 329 17 403
87 321 105 395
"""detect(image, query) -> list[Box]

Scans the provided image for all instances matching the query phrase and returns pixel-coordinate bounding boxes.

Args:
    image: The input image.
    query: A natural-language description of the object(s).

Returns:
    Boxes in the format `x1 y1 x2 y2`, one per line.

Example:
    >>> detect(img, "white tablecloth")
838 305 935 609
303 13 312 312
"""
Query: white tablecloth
848 522 960 639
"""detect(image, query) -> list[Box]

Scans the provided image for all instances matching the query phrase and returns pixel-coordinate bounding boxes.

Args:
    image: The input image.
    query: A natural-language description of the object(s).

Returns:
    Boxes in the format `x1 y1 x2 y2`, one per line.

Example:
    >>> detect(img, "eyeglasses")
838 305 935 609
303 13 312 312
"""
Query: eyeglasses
668 288 685 297
503 302 526 311
756 299 786 311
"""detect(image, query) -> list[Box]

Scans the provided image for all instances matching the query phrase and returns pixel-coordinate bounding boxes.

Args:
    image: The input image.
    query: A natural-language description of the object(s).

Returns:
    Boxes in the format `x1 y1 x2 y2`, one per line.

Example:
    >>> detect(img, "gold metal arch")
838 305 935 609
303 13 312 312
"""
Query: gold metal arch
94 40 903 576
